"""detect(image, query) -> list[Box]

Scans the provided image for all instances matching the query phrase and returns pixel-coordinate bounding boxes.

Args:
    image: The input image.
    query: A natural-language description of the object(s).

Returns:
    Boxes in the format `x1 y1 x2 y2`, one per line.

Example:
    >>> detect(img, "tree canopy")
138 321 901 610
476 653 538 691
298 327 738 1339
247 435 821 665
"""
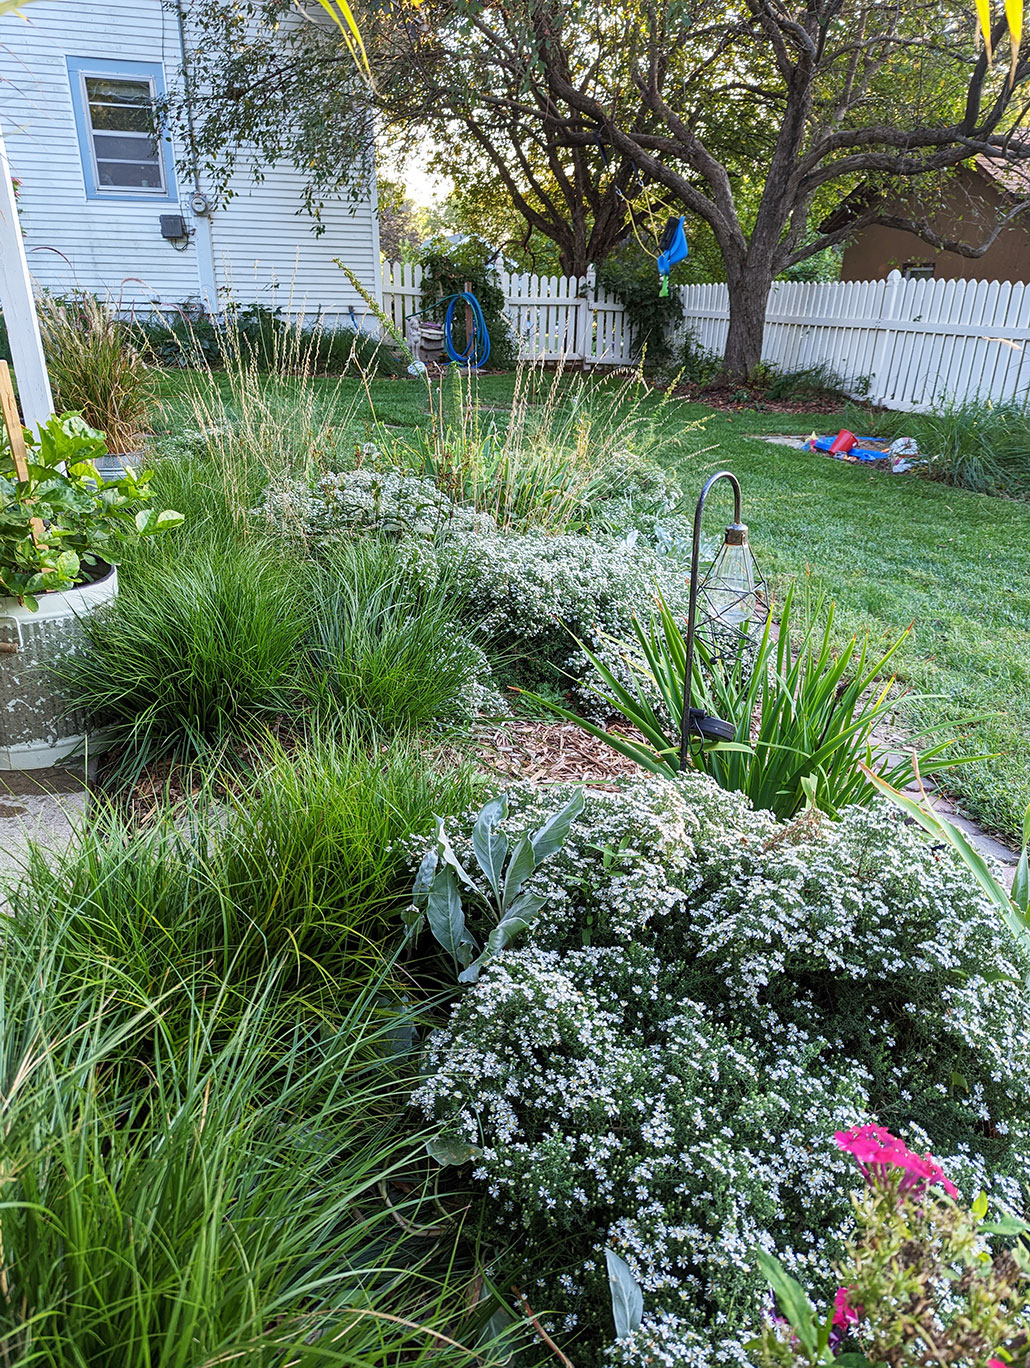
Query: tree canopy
175 0 1030 374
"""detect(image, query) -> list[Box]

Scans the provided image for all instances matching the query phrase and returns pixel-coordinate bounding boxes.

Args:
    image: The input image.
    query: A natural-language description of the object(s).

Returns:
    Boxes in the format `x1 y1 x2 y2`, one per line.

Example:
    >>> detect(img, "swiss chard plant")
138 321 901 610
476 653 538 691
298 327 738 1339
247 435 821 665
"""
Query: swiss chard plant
0 413 183 608
406 788 584 983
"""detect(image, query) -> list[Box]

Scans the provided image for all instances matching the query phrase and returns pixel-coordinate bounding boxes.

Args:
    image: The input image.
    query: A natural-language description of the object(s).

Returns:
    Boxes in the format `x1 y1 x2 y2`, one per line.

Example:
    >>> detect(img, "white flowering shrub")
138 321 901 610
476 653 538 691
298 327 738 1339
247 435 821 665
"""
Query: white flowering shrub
259 467 497 542
411 775 1030 1368
256 464 693 698
404 529 692 701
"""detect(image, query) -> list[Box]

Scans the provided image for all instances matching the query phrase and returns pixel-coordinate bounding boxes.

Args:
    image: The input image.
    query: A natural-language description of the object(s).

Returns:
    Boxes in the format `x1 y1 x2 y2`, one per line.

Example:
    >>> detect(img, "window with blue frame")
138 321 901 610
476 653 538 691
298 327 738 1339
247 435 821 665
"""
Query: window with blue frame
67 57 177 202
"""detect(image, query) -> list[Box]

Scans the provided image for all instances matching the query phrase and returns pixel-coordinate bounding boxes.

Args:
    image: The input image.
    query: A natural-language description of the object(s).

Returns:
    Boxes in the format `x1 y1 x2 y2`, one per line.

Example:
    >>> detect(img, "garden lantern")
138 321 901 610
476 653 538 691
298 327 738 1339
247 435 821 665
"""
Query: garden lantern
679 470 766 766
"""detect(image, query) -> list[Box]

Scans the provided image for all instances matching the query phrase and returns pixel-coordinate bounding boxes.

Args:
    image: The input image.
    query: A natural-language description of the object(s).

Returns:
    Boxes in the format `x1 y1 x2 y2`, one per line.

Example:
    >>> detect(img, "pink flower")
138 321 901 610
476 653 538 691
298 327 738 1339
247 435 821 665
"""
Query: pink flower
832 1287 860 1328
834 1125 958 1199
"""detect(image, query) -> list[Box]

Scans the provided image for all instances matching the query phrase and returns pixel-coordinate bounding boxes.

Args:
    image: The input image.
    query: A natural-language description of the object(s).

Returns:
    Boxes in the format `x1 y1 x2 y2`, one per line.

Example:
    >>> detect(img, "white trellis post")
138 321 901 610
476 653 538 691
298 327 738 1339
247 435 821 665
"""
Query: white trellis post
0 119 52 431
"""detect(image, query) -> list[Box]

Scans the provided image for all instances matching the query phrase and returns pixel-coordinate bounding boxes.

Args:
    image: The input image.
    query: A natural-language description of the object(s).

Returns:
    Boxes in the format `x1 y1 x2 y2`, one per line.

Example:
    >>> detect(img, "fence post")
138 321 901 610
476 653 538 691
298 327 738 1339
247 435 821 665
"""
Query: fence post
868 269 902 406
578 264 596 368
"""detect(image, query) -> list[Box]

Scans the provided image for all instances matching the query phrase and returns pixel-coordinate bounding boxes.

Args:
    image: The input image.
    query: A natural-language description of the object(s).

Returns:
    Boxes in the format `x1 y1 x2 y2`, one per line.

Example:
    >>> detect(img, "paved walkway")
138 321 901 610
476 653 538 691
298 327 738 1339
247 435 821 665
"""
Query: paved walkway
0 767 87 884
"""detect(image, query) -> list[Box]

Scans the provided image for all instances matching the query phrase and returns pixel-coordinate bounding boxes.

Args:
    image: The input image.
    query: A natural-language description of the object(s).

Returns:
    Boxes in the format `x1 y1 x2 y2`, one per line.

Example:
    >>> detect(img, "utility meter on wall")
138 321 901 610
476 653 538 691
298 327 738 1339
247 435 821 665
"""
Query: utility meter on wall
190 191 212 217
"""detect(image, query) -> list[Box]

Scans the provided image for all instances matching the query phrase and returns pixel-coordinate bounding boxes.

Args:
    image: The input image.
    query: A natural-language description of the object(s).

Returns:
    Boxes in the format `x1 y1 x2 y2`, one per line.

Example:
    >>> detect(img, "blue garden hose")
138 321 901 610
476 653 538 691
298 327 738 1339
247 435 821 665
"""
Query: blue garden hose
443 291 490 367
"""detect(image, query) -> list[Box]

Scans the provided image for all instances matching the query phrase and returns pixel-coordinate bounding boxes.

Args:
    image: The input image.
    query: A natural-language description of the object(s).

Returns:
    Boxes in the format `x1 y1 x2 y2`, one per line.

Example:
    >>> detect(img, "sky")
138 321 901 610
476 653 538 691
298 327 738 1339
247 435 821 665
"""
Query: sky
380 134 452 207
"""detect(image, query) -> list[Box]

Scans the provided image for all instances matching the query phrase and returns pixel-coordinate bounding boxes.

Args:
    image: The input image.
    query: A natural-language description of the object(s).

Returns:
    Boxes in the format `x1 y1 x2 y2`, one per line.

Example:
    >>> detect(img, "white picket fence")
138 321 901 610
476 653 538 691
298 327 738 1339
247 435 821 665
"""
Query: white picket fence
381 261 635 366
678 270 1030 412
384 260 1030 410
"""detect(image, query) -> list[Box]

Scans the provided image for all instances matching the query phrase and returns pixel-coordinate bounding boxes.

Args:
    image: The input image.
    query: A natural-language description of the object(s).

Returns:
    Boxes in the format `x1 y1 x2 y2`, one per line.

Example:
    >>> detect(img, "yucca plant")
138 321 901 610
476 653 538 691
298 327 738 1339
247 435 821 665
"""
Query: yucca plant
37 292 155 451
530 587 978 820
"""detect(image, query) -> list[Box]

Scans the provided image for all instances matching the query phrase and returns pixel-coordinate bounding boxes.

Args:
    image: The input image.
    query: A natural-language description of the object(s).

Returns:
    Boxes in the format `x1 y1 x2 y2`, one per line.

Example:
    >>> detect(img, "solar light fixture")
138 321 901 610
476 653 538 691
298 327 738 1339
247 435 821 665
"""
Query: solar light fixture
679 470 767 766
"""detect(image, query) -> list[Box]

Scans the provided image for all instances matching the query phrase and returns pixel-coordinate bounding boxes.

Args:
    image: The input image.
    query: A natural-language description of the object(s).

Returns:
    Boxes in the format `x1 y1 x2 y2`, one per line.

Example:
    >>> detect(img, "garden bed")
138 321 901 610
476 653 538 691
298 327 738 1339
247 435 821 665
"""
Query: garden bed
3 352 1028 1368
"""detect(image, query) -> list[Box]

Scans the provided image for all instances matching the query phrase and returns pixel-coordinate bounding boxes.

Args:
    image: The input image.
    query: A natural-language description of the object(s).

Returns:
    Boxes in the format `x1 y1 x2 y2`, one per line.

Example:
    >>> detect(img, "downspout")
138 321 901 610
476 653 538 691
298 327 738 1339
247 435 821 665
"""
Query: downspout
174 0 219 315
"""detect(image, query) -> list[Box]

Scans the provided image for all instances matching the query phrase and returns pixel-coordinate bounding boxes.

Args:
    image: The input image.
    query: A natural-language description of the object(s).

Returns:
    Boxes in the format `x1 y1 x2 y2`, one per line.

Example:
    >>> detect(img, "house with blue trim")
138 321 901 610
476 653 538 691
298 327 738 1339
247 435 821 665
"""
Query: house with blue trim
0 0 383 323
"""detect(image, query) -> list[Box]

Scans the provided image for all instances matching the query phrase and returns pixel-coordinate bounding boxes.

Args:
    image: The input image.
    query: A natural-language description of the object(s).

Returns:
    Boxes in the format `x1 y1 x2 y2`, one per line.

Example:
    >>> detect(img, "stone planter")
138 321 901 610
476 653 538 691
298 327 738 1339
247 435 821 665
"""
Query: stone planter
0 566 118 769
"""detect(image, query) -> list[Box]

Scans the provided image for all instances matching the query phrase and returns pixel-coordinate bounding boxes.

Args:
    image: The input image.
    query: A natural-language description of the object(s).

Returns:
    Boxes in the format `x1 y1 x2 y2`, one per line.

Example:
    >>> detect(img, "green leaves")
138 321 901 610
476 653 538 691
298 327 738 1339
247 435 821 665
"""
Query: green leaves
135 508 186 536
412 788 584 982
757 1250 819 1355
605 1248 644 1341
0 412 184 609
425 1136 480 1166
529 585 982 822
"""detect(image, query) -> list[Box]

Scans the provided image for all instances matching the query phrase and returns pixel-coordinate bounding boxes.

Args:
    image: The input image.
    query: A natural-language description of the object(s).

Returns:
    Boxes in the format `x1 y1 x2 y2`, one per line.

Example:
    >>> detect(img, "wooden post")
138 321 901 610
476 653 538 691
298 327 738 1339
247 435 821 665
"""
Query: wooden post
0 360 44 543
463 280 473 362
0 120 53 432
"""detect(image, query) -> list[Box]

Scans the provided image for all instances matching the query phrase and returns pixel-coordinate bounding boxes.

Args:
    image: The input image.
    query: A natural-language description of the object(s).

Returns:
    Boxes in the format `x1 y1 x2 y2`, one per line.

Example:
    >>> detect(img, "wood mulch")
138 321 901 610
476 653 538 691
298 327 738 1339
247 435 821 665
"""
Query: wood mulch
667 380 900 419
464 718 644 788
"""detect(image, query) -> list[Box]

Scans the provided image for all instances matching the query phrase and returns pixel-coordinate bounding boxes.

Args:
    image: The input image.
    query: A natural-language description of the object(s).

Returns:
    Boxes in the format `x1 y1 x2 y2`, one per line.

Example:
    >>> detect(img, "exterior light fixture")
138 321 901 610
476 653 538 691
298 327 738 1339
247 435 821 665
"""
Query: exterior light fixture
679 470 767 767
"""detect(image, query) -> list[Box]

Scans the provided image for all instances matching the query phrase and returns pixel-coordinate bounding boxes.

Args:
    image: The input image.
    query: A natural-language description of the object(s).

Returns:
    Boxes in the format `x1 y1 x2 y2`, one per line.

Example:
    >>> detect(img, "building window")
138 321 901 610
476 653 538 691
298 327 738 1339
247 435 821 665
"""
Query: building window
67 57 177 202
902 260 935 280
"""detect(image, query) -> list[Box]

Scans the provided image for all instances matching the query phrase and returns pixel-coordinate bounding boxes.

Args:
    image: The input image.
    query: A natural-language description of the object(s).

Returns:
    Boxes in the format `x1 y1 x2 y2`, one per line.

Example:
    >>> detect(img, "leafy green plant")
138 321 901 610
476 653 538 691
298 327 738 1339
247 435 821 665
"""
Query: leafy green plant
860 764 1030 956
301 541 493 732
597 241 686 367
0 413 183 607
676 329 722 385
38 291 155 449
406 788 584 982
530 586 976 819
764 361 851 404
60 538 306 782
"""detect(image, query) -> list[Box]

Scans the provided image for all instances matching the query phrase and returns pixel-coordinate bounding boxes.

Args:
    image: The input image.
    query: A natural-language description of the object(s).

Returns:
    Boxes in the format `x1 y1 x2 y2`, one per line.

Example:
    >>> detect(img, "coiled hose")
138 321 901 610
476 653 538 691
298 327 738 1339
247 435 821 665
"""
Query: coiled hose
443 291 490 367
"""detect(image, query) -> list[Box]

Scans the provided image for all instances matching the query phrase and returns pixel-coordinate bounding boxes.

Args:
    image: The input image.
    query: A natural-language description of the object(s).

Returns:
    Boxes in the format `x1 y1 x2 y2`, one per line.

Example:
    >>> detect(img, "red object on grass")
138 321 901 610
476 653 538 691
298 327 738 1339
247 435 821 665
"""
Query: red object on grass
829 429 857 454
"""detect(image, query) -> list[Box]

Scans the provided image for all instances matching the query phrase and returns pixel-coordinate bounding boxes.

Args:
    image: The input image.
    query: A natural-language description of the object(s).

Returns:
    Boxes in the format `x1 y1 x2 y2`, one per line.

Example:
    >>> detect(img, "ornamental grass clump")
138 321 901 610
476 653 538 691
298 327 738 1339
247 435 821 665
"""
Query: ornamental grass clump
409 774 1030 1368
300 541 497 732
61 538 308 784
37 292 155 451
0 901 502 1366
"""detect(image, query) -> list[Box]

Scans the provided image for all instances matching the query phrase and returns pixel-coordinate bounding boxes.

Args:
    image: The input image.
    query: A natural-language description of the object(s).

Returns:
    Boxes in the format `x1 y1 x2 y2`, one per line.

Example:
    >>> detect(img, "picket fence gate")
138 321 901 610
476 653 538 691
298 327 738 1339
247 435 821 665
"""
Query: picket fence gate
678 270 1030 413
380 261 635 366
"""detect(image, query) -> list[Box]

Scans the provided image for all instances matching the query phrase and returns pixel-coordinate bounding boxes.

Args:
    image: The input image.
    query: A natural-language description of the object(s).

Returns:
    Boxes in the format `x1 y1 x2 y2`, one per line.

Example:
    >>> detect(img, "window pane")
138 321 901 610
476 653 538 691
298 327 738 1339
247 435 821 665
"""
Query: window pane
85 76 151 105
96 160 164 189
85 77 154 132
89 101 154 132
92 132 159 161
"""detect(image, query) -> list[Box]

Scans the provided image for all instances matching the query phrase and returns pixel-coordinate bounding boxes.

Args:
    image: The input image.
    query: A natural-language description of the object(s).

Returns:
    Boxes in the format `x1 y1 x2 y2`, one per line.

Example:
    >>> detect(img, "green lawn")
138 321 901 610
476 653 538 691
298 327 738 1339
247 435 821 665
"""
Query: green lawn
156 371 1030 843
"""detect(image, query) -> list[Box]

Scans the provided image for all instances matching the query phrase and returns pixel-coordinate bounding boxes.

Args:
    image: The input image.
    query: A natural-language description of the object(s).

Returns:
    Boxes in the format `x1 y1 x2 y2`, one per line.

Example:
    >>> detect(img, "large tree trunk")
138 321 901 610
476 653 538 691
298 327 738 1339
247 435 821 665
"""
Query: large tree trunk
721 265 774 382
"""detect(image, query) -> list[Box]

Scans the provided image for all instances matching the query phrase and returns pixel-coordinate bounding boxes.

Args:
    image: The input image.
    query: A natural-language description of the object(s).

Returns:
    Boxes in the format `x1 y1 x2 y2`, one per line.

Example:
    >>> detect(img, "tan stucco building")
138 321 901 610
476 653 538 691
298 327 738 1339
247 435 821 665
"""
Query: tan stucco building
828 160 1030 283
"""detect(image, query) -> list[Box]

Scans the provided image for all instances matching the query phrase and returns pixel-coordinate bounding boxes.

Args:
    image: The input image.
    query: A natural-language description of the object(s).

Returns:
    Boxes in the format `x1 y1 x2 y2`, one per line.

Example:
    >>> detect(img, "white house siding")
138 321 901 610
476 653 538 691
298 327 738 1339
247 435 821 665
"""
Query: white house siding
0 0 381 319
210 157 383 329
0 0 200 309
